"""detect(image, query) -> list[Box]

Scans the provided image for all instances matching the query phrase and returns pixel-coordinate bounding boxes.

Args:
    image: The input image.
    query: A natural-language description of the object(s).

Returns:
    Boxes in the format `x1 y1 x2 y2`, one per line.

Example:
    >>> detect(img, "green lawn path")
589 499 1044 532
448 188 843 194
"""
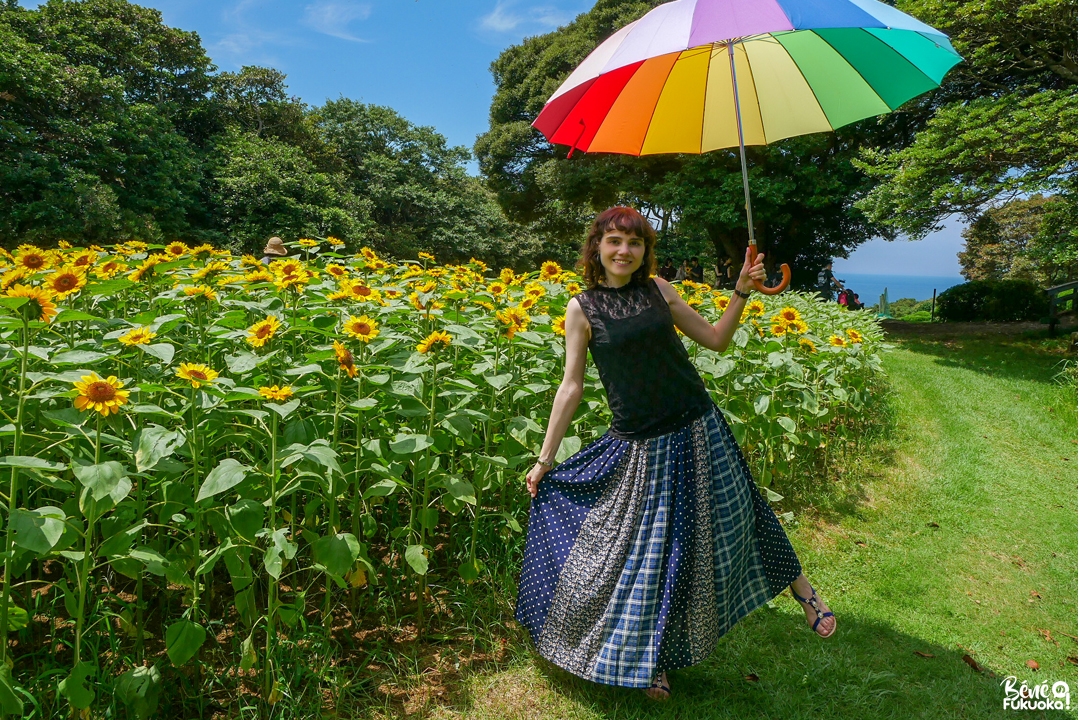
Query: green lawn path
439 332 1078 720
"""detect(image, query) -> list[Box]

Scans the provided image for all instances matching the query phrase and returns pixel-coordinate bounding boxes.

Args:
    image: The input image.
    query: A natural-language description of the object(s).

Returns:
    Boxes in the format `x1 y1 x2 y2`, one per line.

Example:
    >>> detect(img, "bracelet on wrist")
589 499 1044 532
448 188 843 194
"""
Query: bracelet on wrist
536 457 555 469
733 286 752 299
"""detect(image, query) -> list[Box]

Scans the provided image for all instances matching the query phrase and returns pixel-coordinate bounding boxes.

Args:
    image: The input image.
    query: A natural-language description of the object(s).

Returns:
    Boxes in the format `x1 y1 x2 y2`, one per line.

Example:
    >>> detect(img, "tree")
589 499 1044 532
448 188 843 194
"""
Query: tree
958 192 1078 287
855 0 1077 237
476 0 894 279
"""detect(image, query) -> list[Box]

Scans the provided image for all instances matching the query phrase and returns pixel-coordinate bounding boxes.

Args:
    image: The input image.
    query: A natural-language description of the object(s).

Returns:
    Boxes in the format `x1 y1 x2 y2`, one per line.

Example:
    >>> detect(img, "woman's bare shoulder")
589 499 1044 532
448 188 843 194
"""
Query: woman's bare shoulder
652 276 679 303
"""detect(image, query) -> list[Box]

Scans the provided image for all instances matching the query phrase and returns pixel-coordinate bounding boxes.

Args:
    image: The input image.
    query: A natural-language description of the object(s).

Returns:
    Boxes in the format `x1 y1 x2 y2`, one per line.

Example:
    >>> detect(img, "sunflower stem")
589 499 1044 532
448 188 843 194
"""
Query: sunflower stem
0 317 29 664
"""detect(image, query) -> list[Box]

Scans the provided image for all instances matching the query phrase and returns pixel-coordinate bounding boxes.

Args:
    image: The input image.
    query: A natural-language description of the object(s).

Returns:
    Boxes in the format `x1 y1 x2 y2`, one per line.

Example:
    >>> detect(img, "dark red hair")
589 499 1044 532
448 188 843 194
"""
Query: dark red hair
577 207 657 289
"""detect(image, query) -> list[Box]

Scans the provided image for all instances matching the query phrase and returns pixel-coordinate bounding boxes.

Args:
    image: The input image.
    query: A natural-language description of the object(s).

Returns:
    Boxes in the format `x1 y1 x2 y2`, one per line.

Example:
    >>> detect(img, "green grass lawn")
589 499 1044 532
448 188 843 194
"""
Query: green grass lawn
395 329 1078 720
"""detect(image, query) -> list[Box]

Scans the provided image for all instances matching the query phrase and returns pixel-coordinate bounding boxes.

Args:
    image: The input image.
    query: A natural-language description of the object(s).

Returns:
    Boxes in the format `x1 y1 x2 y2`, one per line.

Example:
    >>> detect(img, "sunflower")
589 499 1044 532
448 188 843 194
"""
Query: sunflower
499 268 515 285
770 323 788 337
524 282 546 299
124 240 149 254
398 266 425 281
119 326 157 346
298 238 318 248
240 254 262 268
129 254 168 283
475 300 494 311
73 373 129 417
416 330 452 354
269 257 302 276
747 299 766 317
57 240 72 250
0 268 28 291
409 292 443 312
14 246 53 273
176 363 219 388
245 268 274 283
325 264 348 279
520 296 537 310
95 259 128 280
565 282 582 296
552 315 566 336
164 241 189 257
333 340 357 378
798 337 817 353
193 261 230 281
777 307 802 324
714 294 730 311
468 257 489 272
246 315 282 348
539 261 562 281
70 250 98 269
274 268 311 292
418 251 435 262
788 319 809 335
495 306 530 338
487 281 507 297
183 285 218 302
359 247 378 261
190 244 216 259
6 284 57 323
327 236 345 248
413 280 437 294
846 328 864 344
828 335 848 347
369 258 390 271
258 385 294 401
344 315 379 342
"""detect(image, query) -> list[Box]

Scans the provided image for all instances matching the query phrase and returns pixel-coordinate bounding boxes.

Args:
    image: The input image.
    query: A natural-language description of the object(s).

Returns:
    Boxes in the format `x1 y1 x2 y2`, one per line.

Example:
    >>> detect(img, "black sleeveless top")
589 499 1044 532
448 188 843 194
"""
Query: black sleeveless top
575 279 713 440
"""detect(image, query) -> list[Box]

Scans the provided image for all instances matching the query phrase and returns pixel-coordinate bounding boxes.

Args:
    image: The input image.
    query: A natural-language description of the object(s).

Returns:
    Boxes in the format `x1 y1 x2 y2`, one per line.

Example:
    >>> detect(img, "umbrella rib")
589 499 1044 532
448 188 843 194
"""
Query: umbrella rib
852 27 940 106
635 54 683 156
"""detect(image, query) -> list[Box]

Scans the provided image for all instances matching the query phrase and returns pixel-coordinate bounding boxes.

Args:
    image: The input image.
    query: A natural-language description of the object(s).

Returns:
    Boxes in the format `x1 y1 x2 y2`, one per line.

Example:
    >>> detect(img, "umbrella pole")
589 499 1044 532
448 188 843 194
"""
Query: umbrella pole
726 42 789 294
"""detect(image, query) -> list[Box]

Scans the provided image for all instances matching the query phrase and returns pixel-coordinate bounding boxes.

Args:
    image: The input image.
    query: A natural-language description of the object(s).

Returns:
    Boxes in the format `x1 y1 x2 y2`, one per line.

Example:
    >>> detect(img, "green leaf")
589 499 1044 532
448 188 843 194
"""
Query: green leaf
129 547 168 576
0 665 24 716
389 433 434 455
0 297 28 311
404 544 428 575
141 343 176 365
754 395 770 416
777 416 797 433
51 350 110 365
226 500 264 543
362 478 399 499
764 487 784 503
10 506 65 554
265 399 300 419
458 558 484 583
53 309 102 323
196 538 235 576
240 630 258 671
99 521 149 558
73 461 131 503
483 373 512 390
4 602 27 632
196 458 251 502
58 662 95 710
312 533 361 577
134 424 185 472
508 416 542 448
115 665 162 720
165 620 206 666
443 477 476 505
555 436 581 463
0 455 66 471
263 528 297 579
224 350 278 374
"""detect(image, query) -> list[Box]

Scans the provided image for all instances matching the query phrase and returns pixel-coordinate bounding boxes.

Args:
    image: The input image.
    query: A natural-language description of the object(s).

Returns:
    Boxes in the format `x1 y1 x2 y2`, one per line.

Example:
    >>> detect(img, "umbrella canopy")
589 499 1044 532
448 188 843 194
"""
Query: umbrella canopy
533 0 962 156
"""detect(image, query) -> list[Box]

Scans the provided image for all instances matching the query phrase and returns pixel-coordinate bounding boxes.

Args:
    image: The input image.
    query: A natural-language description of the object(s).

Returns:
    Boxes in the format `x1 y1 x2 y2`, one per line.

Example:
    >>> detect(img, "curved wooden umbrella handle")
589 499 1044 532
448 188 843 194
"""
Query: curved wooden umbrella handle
748 243 790 295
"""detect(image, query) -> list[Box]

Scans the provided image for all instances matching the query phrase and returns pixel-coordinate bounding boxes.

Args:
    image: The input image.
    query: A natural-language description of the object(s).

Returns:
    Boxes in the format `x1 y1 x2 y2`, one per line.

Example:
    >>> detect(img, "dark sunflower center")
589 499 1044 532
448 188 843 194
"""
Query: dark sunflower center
54 275 77 291
86 382 116 402
23 256 43 269
189 370 207 381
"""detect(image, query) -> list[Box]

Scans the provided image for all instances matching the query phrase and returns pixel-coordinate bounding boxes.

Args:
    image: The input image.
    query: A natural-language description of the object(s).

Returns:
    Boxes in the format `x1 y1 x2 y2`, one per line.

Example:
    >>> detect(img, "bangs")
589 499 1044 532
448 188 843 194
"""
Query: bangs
602 208 652 240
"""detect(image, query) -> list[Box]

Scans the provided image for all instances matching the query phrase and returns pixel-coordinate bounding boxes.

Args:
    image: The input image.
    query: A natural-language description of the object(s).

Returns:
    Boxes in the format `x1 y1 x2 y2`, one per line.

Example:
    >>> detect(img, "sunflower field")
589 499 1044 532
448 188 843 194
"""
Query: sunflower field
0 239 885 717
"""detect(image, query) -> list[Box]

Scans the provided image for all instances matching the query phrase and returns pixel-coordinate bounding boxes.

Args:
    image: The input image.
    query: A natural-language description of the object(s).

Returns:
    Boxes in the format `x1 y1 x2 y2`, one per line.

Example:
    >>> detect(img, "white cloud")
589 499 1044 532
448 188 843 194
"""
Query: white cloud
479 1 569 33
302 1 373 42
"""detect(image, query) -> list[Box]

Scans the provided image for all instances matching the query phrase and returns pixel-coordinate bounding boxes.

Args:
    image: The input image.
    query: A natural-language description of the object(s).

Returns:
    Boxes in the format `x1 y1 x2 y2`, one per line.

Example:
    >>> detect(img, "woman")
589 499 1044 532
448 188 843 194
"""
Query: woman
516 207 835 702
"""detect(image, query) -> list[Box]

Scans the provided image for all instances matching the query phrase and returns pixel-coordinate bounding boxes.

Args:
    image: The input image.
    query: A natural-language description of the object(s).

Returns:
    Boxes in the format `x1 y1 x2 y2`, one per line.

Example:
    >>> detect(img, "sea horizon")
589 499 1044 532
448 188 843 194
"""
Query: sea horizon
832 273 964 303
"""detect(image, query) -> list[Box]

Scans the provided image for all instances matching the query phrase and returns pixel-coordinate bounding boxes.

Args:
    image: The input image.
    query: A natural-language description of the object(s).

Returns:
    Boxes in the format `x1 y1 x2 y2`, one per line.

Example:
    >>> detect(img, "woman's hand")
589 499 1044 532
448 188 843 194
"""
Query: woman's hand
526 462 550 499
736 246 766 293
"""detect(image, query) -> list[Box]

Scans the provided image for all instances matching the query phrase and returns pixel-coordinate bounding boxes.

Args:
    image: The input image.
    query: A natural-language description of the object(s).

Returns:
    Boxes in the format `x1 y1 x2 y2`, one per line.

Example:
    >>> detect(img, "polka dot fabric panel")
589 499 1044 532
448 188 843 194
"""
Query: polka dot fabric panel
515 405 802 688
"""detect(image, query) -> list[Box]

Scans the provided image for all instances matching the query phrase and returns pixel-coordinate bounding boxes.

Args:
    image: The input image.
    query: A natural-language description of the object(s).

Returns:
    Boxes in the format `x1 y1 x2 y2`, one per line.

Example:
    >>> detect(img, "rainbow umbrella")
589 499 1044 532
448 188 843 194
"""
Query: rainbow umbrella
533 0 961 293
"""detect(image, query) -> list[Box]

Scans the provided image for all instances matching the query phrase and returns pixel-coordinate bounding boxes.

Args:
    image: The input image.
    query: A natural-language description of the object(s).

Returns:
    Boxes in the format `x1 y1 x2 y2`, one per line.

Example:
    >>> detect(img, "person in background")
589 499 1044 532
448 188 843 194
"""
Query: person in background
852 293 864 310
658 258 677 281
689 257 704 283
674 259 688 282
816 261 844 301
715 257 736 290
262 236 288 265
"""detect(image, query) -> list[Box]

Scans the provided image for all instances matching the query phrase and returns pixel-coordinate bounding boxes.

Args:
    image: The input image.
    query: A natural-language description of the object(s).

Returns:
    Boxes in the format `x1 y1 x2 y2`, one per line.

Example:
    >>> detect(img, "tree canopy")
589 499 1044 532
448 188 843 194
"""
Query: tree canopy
0 0 533 264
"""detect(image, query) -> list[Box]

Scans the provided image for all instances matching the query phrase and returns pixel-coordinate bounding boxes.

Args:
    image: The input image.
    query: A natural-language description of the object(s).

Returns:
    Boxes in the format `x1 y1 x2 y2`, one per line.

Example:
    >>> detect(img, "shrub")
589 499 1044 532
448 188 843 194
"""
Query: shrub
936 279 1045 321
900 310 933 323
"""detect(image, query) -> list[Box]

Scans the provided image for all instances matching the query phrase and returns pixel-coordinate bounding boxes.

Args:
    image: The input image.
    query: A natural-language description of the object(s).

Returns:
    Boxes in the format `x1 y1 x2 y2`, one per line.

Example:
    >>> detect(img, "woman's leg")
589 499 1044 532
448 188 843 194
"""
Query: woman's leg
790 574 836 637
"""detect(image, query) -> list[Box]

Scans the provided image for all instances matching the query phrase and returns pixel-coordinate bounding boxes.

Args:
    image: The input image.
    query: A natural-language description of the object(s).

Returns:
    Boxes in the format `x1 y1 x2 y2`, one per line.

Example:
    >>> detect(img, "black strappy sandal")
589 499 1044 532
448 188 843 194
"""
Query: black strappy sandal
791 584 836 638
645 674 671 701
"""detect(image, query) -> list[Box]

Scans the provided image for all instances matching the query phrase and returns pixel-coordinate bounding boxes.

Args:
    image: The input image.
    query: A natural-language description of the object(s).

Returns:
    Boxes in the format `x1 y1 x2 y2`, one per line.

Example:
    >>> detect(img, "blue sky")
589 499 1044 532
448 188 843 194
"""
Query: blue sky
22 0 966 277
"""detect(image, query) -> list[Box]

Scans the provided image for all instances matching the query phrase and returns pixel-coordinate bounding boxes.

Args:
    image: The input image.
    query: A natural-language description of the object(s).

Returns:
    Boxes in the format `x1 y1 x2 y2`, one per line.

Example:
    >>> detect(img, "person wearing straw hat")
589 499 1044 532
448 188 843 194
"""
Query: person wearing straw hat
262 237 288 265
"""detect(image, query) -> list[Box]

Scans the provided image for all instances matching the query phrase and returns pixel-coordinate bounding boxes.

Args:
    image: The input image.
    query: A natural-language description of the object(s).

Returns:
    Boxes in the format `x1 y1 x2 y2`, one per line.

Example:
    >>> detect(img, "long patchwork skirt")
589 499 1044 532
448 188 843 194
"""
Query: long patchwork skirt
515 405 802 688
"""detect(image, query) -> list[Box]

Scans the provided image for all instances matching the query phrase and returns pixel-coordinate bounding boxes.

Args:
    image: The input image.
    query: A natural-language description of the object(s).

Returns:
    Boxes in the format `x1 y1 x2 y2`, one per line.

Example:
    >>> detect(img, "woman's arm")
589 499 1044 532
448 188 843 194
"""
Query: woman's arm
656 246 766 353
525 297 590 498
